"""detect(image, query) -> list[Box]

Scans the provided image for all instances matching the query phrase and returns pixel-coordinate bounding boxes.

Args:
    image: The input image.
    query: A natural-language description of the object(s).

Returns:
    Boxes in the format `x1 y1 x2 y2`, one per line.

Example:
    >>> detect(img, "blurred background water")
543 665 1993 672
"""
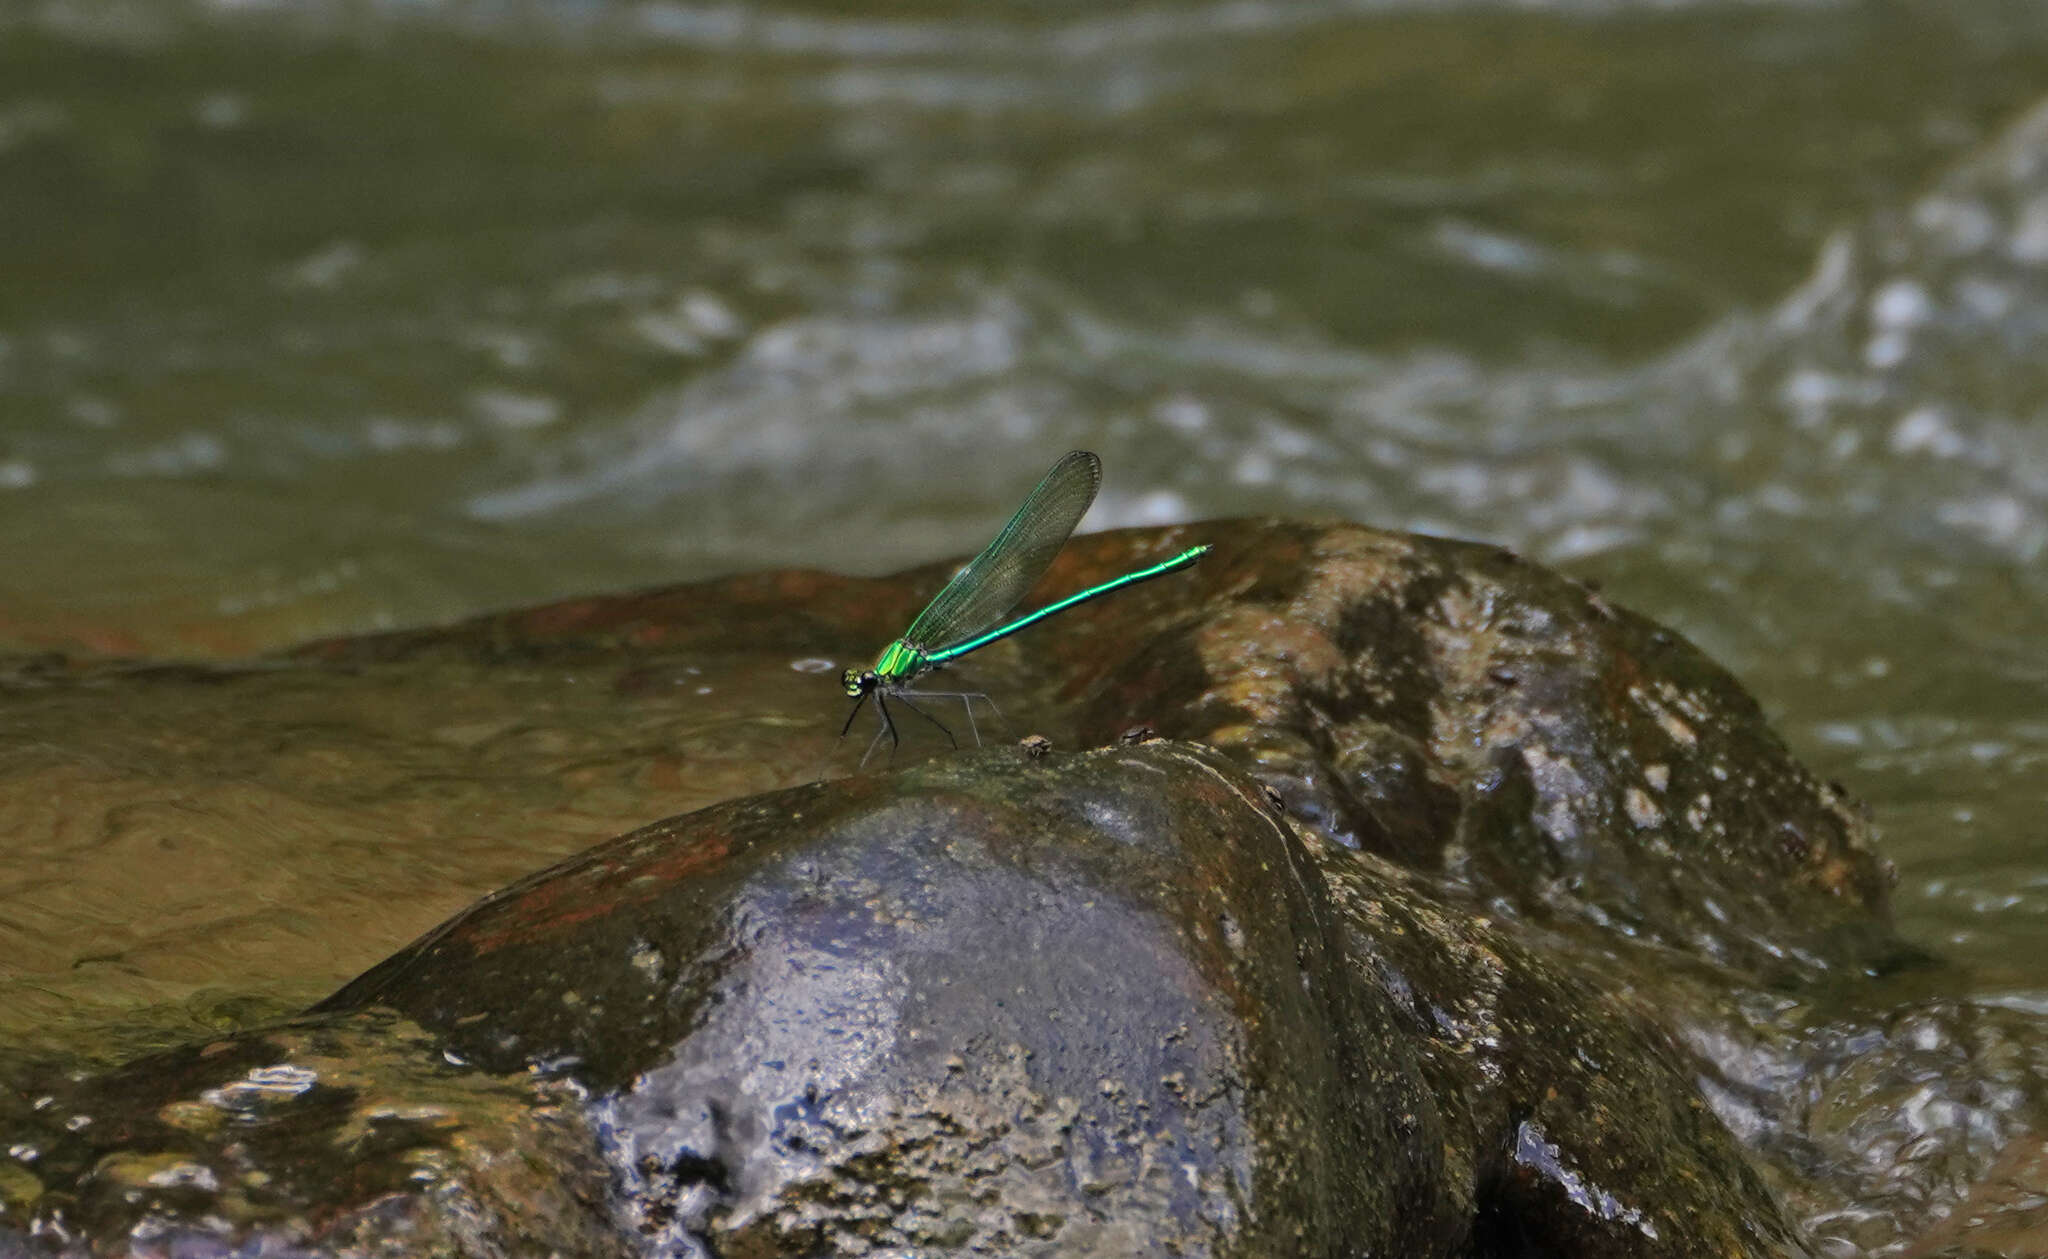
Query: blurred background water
3 0 2048 1169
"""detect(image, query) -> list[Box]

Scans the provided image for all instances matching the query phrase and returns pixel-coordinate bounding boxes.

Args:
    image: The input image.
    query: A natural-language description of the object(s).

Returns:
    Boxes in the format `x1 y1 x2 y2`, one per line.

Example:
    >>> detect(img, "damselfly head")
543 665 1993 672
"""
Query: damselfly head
842 668 877 698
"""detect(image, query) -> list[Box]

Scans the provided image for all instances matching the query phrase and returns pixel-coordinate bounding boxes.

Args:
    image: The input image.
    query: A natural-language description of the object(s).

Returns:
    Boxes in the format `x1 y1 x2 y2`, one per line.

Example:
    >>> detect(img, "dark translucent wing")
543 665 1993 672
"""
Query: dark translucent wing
902 450 1102 652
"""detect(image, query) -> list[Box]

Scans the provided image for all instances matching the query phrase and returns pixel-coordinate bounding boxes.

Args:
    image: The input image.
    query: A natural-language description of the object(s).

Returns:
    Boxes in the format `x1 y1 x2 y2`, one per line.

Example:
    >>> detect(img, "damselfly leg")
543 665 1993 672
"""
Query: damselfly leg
893 690 1008 745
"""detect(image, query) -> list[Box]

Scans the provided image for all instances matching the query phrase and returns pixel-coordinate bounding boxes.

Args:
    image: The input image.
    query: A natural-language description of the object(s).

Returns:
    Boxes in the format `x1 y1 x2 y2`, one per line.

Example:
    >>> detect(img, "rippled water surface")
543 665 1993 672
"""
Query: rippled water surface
4 0 2048 1246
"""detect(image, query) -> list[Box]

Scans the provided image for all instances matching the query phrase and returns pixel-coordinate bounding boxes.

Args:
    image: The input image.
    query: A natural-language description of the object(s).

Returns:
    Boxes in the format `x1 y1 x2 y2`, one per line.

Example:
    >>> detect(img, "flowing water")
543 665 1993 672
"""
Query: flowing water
4 0 2048 1247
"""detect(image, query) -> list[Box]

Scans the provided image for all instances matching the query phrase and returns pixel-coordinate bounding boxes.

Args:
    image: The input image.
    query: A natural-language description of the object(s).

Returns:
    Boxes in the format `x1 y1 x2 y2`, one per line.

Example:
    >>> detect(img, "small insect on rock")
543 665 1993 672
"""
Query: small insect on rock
838 451 1210 767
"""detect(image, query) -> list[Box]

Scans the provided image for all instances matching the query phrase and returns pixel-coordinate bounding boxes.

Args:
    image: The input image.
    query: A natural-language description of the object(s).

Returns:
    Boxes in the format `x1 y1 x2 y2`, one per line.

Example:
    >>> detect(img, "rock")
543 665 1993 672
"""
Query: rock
0 1014 625 1258
299 519 1899 980
4 742 1809 1257
1056 523 1897 982
0 521 1914 1255
325 741 1439 1256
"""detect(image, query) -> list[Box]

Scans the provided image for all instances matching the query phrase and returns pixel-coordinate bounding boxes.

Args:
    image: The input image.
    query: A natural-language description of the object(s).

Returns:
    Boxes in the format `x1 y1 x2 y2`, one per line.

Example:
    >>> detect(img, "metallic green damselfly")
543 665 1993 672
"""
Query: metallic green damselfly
840 450 1209 764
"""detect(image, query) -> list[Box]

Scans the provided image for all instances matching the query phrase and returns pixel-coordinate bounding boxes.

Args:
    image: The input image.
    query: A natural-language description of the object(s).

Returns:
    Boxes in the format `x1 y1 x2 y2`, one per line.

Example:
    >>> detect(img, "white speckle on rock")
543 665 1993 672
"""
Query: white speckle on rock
1686 795 1714 831
1657 710 1696 747
146 1162 220 1191
1625 788 1663 831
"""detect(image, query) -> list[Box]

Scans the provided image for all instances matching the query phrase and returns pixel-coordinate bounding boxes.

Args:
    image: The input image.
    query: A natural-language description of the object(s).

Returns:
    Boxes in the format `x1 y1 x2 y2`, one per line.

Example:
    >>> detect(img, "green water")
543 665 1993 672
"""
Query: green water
4 0 2048 1248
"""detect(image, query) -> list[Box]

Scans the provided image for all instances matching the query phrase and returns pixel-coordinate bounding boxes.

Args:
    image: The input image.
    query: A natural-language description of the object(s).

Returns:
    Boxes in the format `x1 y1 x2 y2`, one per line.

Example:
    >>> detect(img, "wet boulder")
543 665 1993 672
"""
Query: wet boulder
316 740 1449 1256
1054 522 1899 982
4 742 1808 1257
0 520 1910 1255
304 518 1897 981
